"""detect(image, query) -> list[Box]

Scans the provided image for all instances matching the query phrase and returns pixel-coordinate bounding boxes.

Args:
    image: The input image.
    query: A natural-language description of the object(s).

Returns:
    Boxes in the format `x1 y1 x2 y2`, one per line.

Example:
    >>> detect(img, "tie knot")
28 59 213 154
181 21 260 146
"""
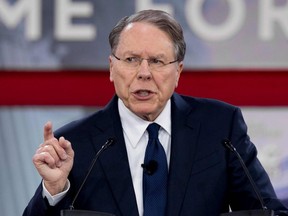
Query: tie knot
147 123 160 139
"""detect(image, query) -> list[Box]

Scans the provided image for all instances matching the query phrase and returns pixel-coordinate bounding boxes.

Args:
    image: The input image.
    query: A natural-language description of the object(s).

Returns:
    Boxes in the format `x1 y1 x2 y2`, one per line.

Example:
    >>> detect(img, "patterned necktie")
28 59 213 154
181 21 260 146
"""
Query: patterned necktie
142 123 168 216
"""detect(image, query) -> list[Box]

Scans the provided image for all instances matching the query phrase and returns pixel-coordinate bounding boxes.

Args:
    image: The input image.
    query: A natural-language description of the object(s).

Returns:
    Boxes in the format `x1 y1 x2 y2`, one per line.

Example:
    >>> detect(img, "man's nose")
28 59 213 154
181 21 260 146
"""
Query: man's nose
137 59 152 80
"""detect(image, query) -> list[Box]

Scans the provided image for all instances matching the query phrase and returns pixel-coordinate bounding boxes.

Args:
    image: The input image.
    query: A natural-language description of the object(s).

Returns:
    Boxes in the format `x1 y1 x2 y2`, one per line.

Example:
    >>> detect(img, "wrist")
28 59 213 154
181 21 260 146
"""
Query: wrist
42 179 70 206
44 179 68 196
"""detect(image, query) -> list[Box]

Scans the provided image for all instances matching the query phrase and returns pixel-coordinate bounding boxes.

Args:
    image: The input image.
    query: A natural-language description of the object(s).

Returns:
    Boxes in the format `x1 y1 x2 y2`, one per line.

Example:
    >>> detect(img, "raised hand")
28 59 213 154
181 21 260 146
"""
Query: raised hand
33 121 74 195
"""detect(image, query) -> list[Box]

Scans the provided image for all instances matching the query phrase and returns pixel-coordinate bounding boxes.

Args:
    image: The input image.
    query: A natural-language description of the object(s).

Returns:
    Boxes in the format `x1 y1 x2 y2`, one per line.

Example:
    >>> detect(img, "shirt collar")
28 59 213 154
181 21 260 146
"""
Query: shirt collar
118 98 171 148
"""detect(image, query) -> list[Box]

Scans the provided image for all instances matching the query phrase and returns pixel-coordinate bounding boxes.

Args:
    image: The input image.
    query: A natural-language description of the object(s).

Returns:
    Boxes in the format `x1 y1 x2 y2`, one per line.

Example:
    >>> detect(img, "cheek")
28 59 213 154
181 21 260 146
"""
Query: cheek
111 69 135 92
110 66 124 83
156 73 179 92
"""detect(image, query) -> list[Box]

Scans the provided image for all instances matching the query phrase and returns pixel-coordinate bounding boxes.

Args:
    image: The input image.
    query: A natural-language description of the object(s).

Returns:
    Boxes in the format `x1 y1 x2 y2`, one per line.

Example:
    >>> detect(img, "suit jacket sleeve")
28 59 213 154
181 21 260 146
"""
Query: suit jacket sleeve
226 107 286 211
22 182 72 216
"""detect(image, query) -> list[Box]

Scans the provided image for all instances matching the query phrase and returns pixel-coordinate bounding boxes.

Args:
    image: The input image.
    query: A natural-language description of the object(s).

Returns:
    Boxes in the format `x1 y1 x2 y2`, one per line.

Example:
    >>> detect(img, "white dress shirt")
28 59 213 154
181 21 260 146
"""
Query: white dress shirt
118 99 171 215
43 98 172 216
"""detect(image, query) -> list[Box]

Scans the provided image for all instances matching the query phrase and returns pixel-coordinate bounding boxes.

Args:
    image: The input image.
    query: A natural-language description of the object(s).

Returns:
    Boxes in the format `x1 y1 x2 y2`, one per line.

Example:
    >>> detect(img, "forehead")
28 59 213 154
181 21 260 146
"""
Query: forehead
117 22 175 56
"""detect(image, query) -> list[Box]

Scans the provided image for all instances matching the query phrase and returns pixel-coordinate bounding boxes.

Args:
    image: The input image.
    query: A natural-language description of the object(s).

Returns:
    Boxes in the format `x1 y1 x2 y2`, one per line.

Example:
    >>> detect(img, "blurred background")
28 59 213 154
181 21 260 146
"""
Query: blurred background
0 0 288 215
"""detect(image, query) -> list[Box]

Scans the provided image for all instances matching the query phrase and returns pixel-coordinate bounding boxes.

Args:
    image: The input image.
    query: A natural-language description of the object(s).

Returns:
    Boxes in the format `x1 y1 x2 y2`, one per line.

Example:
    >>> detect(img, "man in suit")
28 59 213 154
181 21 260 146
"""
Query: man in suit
23 9 287 216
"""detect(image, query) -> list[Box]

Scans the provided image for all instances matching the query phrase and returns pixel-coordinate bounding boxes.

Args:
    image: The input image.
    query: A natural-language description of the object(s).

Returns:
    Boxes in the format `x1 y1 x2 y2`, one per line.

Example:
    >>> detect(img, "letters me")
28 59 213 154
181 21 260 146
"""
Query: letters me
0 0 96 41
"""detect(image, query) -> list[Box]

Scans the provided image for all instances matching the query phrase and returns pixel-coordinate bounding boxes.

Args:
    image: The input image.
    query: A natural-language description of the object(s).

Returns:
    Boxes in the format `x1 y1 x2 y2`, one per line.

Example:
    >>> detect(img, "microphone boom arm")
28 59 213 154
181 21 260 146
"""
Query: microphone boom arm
223 139 267 210
69 138 115 210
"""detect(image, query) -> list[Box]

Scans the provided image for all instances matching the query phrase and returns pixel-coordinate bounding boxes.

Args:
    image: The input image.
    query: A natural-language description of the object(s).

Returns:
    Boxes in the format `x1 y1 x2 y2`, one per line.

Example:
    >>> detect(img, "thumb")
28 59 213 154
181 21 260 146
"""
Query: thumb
59 137 74 158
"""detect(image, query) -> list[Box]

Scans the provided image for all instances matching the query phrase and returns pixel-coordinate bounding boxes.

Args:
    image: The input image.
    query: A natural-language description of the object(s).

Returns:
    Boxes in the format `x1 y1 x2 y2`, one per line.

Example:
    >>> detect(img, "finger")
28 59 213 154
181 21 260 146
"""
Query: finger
33 151 57 169
40 136 58 148
36 144 63 167
45 137 69 161
40 136 69 162
58 137 74 159
42 137 71 161
44 121 54 142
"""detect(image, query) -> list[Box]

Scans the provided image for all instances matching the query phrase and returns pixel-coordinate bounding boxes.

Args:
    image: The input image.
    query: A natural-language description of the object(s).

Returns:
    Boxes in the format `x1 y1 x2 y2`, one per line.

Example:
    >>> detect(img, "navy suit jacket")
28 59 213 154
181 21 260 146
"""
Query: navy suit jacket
23 93 287 216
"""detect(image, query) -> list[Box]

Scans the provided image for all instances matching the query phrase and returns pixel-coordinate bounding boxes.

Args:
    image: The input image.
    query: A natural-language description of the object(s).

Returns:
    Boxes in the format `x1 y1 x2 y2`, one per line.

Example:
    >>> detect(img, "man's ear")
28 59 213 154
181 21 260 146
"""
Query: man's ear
175 61 183 88
109 55 114 82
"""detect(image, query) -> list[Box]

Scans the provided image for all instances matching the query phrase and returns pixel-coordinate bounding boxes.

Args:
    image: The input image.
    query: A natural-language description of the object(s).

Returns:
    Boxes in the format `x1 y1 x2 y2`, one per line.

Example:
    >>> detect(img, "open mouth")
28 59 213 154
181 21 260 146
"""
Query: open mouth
133 90 155 98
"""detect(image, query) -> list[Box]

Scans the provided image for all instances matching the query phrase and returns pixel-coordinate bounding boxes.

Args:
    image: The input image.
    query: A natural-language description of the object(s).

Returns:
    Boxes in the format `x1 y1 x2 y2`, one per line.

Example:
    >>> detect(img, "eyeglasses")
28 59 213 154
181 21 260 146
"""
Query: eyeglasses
112 53 178 71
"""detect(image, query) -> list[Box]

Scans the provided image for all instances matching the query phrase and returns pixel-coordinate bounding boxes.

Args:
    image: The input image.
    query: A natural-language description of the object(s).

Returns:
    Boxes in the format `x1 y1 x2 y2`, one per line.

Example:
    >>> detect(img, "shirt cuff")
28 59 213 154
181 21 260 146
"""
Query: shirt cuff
42 179 70 206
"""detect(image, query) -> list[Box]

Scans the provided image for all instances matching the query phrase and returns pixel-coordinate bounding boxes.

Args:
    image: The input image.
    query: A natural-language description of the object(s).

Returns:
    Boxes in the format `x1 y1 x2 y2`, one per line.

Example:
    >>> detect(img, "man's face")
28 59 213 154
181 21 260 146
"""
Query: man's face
109 22 183 121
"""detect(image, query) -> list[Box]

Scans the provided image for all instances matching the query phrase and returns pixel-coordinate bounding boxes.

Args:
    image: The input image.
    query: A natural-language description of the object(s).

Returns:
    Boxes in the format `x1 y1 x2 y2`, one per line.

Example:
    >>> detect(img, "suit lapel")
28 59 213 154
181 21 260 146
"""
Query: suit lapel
90 96 139 216
167 93 201 216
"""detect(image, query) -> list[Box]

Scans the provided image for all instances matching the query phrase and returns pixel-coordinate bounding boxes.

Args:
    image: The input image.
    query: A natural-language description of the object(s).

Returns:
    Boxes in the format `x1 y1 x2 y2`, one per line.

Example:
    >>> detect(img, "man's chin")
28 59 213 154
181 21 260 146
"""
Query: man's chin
130 107 159 121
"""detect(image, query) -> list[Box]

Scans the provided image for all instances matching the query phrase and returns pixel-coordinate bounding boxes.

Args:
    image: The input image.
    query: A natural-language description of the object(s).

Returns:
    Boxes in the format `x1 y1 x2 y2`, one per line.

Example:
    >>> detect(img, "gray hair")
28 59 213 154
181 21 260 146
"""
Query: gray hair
109 9 186 62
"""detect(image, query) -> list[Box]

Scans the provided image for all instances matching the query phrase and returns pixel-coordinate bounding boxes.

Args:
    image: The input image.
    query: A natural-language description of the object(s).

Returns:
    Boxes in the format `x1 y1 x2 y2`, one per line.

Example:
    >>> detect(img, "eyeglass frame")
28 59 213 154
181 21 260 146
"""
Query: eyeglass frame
111 53 179 71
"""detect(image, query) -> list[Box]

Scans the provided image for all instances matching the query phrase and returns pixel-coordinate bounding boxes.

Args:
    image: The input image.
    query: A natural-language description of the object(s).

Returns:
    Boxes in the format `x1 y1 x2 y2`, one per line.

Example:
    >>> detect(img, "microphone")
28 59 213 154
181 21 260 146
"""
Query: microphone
141 160 158 175
221 139 274 216
61 138 116 216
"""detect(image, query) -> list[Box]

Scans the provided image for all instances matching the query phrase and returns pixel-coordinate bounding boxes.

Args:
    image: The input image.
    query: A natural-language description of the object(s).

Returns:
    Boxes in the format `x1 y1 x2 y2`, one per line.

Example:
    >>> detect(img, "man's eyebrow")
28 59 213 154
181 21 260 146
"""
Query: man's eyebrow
122 51 140 56
121 51 167 59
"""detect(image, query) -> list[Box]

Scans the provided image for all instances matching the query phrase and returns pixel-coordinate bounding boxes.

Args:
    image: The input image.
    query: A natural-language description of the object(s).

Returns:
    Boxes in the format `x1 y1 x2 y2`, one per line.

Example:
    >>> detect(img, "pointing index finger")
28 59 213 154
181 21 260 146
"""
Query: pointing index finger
44 121 54 141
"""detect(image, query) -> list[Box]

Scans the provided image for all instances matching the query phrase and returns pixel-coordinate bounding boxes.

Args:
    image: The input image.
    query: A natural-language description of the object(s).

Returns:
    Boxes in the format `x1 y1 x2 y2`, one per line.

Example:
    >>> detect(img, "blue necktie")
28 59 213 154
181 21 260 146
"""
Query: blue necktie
143 123 168 216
